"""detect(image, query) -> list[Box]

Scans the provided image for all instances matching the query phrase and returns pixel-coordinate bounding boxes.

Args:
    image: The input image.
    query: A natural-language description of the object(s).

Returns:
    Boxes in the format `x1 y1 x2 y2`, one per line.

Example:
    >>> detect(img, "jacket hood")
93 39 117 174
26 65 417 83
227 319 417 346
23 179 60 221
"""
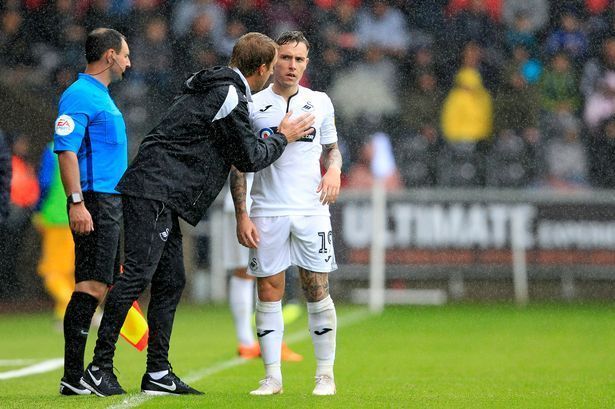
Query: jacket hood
183 66 246 94
455 68 484 90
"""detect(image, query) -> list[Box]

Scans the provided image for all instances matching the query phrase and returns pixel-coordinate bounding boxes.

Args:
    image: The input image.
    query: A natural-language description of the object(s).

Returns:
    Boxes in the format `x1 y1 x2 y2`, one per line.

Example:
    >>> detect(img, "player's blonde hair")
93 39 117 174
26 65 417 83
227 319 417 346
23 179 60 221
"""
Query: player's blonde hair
229 32 278 77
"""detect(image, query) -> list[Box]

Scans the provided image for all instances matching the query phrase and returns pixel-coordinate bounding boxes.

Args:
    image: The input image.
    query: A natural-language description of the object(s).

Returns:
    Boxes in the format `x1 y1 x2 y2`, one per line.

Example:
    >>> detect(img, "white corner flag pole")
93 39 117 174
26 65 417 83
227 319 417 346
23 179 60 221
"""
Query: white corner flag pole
369 178 387 314
511 212 529 306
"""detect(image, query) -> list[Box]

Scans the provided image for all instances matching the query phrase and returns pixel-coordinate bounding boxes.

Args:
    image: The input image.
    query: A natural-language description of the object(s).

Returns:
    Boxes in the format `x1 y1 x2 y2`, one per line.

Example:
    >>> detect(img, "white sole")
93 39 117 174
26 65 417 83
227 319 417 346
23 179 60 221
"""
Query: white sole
249 389 283 396
60 381 91 395
142 390 179 396
79 378 107 397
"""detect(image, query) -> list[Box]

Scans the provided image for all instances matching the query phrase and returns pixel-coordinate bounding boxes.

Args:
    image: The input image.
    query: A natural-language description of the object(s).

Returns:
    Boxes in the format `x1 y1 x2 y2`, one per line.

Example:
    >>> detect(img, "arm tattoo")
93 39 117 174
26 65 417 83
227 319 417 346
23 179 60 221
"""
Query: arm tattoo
230 166 247 217
322 142 343 170
299 269 330 302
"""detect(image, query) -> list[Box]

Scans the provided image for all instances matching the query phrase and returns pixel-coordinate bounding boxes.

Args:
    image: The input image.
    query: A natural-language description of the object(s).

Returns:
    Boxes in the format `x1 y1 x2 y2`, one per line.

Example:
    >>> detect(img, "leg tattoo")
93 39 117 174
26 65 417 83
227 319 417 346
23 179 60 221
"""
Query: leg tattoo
299 269 329 302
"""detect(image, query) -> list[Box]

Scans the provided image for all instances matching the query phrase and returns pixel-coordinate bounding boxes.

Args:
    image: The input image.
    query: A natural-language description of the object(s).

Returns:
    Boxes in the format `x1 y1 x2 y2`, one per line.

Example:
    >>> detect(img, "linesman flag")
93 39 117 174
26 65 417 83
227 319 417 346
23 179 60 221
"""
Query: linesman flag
120 301 149 351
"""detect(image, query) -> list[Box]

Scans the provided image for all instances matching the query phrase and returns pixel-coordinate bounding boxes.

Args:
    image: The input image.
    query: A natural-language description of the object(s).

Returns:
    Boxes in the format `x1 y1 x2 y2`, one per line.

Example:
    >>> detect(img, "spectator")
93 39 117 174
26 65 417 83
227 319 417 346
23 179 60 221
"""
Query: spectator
131 17 173 91
0 135 40 300
172 0 226 41
502 0 549 34
329 45 399 123
225 0 267 35
354 0 410 58
346 132 403 190
543 114 589 189
444 41 501 92
449 0 501 52
122 0 167 38
510 44 542 85
321 0 360 59
584 72 615 132
404 0 448 35
504 11 539 56
494 69 540 135
539 52 580 115
0 131 10 224
589 115 615 187
0 9 34 68
545 11 588 61
84 0 115 32
34 143 75 324
400 71 443 134
264 0 311 38
175 13 222 79
581 35 615 99
441 67 494 144
217 17 248 58
448 0 502 22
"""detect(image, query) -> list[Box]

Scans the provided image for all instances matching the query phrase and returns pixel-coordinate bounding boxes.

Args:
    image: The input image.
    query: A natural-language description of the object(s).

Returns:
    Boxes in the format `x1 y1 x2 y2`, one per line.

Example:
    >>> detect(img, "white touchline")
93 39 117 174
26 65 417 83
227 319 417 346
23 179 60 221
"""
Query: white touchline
107 308 370 409
0 359 38 367
0 358 64 380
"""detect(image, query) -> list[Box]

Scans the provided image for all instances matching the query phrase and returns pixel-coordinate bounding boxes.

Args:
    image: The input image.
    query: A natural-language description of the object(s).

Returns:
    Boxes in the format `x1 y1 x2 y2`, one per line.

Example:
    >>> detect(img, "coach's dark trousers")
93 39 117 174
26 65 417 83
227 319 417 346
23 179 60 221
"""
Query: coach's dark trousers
92 195 186 372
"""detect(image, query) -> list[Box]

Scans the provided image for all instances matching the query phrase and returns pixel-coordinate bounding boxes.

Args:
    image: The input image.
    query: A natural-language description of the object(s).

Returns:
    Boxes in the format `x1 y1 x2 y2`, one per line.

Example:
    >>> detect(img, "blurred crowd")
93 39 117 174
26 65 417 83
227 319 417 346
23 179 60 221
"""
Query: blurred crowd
3 0 615 194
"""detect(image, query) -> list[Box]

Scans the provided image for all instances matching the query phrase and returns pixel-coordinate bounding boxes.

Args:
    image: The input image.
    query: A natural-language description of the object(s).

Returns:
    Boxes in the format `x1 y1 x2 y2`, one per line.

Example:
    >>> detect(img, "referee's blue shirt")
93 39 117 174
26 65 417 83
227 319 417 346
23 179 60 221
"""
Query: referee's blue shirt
53 73 127 194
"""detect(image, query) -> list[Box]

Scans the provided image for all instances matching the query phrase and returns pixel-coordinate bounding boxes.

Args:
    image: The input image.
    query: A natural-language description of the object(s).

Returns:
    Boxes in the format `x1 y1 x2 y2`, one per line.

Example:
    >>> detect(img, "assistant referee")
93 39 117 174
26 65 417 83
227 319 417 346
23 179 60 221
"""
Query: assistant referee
53 28 131 396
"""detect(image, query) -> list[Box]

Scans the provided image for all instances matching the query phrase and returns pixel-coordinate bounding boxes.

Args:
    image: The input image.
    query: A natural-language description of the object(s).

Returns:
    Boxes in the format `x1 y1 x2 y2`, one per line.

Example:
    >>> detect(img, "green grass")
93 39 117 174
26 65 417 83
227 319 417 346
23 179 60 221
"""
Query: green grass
0 303 613 408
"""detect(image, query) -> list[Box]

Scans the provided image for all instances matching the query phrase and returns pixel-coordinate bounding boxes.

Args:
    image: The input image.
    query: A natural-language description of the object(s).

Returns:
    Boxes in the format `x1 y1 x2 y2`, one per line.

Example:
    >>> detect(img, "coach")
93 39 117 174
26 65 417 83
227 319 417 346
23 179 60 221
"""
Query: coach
53 28 131 396
82 32 315 397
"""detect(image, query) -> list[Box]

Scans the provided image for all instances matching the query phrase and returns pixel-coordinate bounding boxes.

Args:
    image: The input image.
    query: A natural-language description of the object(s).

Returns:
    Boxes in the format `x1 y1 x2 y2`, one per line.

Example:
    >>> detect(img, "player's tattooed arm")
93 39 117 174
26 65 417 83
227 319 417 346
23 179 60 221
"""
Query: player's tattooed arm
230 166 247 218
299 269 330 302
230 166 260 248
318 143 342 205
322 142 342 171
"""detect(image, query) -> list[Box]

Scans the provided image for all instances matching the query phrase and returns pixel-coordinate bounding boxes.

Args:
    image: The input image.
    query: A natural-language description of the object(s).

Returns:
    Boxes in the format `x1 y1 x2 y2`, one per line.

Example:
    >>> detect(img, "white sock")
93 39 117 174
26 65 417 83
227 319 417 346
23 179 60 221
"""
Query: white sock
255 299 283 382
229 275 255 346
148 369 169 380
307 295 337 378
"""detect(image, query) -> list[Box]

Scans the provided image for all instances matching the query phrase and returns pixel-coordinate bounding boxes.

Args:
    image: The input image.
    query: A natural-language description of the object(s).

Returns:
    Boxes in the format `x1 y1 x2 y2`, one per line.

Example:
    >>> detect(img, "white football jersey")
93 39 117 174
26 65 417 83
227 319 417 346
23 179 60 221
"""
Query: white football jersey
249 84 338 217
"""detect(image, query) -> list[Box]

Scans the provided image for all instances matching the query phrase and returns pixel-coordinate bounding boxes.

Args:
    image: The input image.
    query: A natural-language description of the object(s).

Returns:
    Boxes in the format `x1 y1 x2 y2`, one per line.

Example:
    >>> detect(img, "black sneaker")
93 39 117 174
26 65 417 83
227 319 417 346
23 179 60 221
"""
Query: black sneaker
141 371 204 395
80 363 126 397
59 377 91 396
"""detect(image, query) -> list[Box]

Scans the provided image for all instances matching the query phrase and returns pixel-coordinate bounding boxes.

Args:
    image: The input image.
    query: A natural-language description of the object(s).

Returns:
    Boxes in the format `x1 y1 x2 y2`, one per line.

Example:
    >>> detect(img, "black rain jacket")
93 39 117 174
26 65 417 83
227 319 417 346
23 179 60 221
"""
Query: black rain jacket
117 67 287 225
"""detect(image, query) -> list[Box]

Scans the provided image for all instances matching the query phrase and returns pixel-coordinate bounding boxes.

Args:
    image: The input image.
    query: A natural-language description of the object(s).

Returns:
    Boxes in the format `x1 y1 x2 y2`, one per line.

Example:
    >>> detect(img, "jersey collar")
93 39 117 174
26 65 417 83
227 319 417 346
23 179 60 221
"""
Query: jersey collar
79 73 109 92
231 67 253 102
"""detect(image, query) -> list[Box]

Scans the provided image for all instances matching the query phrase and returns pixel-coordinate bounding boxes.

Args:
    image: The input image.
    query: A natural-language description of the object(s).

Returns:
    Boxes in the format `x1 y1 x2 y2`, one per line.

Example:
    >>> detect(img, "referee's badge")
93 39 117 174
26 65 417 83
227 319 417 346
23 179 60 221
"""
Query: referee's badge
55 114 75 136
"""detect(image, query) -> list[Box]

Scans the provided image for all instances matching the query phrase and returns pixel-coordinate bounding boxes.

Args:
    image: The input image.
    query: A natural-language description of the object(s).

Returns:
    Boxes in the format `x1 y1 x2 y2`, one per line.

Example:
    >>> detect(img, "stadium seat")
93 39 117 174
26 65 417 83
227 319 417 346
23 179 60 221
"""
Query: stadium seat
395 134 438 187
485 132 529 187
437 142 484 187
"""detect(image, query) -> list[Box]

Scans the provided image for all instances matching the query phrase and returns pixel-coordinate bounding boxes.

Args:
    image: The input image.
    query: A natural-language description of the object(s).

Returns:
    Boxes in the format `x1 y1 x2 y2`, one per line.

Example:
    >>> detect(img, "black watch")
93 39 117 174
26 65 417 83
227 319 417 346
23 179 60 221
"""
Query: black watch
68 192 84 205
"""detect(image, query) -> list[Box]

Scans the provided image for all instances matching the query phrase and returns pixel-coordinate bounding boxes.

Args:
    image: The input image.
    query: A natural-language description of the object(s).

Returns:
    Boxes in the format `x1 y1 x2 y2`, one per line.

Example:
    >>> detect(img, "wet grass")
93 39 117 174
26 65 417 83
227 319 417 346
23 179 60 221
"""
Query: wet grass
0 303 613 408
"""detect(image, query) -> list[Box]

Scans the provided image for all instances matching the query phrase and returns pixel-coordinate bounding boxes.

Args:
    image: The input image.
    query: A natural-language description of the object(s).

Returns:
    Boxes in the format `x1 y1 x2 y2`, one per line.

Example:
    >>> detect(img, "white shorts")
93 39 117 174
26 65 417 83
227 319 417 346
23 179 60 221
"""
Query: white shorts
247 215 337 277
222 211 249 270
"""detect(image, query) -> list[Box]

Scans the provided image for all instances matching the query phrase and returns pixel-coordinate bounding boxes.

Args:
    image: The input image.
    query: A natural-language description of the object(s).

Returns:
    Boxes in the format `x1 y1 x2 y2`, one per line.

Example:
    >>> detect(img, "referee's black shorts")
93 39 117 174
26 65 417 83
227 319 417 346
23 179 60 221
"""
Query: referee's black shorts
70 192 122 285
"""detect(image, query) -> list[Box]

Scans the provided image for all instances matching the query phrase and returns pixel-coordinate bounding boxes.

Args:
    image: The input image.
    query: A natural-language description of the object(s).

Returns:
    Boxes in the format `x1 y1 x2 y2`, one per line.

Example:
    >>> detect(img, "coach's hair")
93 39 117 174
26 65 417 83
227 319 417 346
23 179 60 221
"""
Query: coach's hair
230 32 278 77
276 31 310 52
85 28 126 63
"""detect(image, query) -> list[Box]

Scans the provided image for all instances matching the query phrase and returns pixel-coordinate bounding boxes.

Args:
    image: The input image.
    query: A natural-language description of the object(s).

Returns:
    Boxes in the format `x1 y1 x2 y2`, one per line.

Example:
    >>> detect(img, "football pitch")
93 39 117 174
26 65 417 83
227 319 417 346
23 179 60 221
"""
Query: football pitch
0 303 613 408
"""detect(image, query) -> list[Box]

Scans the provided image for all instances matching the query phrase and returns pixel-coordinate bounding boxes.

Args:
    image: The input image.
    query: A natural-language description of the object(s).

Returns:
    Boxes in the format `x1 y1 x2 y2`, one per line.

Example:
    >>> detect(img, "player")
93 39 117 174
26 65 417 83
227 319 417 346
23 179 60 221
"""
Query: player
231 31 341 396
223 174 303 361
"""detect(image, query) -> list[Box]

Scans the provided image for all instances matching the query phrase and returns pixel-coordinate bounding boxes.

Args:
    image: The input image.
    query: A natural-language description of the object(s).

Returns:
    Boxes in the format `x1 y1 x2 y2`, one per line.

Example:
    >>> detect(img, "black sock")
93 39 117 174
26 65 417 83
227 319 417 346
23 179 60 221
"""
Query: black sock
63 291 99 382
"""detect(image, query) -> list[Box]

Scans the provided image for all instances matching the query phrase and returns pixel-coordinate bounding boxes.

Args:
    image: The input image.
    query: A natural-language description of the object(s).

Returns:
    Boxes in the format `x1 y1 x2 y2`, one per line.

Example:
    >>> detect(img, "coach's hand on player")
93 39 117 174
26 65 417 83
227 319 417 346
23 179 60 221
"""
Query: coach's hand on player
277 111 315 143
317 166 341 205
69 202 94 235
237 214 260 248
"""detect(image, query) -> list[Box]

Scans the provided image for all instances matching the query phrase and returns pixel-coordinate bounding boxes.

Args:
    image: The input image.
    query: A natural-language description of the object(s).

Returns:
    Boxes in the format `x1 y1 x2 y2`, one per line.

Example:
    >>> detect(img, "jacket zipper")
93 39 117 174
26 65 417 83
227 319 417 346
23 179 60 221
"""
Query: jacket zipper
192 191 203 206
